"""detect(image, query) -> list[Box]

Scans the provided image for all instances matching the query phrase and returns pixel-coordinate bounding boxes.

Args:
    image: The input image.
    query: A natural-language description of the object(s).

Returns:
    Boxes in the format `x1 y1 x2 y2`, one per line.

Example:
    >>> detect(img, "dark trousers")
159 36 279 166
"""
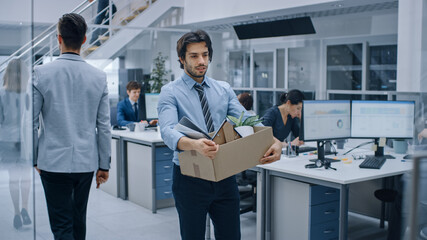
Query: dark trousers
90 0 117 45
172 164 241 240
40 171 94 240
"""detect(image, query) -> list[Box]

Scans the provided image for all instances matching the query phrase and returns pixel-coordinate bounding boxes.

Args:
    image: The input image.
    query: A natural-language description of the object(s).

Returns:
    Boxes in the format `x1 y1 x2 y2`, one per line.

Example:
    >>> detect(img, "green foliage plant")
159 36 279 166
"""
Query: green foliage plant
227 111 263 127
149 52 170 93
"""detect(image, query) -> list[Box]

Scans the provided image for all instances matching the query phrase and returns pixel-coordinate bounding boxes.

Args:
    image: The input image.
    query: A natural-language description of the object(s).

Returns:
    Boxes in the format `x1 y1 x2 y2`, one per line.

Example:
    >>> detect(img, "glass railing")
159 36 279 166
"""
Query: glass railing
0 0 156 73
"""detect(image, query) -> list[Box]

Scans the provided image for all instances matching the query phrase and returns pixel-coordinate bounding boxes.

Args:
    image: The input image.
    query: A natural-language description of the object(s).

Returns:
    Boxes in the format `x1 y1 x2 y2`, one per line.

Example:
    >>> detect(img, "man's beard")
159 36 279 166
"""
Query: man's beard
185 64 208 79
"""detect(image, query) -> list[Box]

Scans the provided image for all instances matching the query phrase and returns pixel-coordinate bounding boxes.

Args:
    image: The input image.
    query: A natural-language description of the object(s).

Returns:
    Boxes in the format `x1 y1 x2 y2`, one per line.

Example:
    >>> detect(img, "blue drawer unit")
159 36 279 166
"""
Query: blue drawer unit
156 172 173 188
310 220 339 240
310 201 340 225
310 185 340 205
156 185 173 200
156 147 174 161
155 146 174 202
310 185 340 240
156 160 174 174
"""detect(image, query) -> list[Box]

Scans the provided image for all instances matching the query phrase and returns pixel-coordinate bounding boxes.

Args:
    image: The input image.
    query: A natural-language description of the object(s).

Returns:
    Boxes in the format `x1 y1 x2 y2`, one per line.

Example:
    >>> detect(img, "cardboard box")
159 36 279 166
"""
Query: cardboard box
178 122 274 182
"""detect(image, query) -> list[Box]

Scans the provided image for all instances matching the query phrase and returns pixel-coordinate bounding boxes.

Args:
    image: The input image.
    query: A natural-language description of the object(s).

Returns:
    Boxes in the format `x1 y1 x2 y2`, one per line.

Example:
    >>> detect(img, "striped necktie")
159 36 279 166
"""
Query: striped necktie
133 102 138 120
194 84 214 133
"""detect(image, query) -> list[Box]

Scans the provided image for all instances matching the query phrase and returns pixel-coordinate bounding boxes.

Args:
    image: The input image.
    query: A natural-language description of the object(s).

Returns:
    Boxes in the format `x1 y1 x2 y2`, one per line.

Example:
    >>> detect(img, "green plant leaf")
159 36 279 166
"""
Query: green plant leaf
242 115 258 126
243 115 263 126
227 115 240 126
237 111 244 127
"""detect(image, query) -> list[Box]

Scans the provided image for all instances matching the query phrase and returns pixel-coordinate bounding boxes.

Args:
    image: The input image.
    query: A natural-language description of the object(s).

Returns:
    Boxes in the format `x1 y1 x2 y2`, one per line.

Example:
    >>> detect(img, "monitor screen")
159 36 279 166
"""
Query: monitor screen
145 93 160 119
351 100 415 139
301 100 351 141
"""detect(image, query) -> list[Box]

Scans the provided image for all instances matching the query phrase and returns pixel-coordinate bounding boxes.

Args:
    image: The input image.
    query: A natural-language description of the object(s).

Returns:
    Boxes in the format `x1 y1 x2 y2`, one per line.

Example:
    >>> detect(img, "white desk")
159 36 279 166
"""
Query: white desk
257 150 412 240
109 129 174 213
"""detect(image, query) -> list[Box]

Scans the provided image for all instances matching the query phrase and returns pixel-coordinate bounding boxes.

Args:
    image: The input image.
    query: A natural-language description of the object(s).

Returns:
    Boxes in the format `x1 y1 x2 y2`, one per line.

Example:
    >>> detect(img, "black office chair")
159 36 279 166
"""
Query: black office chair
236 170 257 214
374 188 398 228
110 106 118 127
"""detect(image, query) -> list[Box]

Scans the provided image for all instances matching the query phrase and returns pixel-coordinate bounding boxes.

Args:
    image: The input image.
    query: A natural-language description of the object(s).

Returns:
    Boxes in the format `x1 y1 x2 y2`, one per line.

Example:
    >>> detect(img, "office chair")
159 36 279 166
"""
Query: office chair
374 188 398 228
236 170 257 214
110 106 118 127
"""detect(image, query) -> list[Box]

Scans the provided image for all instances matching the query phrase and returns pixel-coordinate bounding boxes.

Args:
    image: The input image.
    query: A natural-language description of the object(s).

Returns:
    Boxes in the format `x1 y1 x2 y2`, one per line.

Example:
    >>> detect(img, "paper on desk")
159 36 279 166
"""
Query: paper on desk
379 137 386 147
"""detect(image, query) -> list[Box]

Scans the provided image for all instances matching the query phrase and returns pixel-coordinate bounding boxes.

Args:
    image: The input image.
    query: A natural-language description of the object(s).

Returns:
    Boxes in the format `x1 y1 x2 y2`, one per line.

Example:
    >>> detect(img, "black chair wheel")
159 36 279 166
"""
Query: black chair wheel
374 189 397 203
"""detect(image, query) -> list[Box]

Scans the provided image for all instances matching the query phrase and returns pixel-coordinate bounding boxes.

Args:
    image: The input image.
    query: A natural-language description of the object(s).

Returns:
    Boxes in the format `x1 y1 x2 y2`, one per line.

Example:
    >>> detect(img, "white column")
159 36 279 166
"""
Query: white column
396 0 427 92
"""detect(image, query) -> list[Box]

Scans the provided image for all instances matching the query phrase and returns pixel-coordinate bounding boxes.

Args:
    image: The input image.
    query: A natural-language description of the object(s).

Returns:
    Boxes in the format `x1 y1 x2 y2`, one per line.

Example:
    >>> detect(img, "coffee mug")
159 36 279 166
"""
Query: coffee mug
393 139 407 154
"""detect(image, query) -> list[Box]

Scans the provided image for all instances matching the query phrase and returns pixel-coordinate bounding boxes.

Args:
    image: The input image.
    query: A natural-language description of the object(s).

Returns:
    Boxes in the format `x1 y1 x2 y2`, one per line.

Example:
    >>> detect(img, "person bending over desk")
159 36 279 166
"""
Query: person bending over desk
262 89 304 147
117 81 157 127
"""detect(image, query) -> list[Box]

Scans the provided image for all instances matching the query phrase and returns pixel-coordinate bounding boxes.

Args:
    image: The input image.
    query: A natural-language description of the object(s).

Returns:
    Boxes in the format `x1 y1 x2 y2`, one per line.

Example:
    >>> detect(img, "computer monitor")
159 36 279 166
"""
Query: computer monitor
351 100 415 157
300 100 351 162
300 100 351 141
145 93 160 120
351 100 415 139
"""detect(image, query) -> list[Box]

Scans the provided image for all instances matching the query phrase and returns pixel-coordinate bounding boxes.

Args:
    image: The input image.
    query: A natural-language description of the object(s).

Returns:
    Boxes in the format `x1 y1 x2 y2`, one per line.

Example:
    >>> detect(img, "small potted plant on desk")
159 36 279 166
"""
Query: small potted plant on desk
227 112 263 137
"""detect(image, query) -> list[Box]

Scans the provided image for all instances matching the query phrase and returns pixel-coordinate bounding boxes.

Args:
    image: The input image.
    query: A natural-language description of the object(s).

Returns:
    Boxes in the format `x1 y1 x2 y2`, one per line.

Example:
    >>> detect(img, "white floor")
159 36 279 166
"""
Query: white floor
0 171 387 240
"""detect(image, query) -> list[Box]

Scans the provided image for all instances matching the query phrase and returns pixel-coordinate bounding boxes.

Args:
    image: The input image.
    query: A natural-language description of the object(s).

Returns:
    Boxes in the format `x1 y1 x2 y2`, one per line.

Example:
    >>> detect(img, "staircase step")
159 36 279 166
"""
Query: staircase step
136 5 148 13
124 14 137 23
87 46 99 52
98 35 109 43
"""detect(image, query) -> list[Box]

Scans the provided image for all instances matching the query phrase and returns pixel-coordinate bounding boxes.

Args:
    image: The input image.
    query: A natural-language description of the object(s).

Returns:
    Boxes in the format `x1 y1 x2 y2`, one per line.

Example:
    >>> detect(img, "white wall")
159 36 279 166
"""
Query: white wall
182 0 337 24
396 0 426 92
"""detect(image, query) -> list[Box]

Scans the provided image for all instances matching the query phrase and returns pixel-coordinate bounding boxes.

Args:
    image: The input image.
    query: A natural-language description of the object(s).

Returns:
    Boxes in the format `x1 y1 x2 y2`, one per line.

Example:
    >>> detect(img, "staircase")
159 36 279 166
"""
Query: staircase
85 0 184 60
0 0 184 74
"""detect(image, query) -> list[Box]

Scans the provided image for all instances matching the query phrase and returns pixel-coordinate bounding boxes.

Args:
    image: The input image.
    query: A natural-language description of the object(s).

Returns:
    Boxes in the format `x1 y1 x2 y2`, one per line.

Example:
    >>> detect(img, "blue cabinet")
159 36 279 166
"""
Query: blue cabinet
271 177 340 240
310 185 340 240
155 147 173 200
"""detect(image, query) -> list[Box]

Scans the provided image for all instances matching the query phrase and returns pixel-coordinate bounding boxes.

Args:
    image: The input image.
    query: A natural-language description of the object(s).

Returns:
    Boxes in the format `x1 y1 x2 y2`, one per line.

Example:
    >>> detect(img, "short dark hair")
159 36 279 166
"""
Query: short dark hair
176 30 213 69
126 81 142 91
57 13 87 50
279 89 305 105
238 92 253 111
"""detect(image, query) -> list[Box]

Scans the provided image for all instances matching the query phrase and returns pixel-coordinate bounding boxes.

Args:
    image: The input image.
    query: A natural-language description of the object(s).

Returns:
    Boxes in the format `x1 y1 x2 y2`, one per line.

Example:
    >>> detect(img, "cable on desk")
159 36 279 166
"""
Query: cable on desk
343 140 375 155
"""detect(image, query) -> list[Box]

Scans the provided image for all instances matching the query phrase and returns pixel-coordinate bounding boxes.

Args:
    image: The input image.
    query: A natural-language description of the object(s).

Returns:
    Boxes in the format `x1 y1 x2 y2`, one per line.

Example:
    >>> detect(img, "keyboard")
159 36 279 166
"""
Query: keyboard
359 156 386 169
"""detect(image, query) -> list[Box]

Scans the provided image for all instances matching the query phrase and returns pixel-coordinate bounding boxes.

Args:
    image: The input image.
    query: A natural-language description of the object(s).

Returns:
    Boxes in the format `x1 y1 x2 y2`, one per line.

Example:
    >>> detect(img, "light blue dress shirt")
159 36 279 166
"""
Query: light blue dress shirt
158 73 249 165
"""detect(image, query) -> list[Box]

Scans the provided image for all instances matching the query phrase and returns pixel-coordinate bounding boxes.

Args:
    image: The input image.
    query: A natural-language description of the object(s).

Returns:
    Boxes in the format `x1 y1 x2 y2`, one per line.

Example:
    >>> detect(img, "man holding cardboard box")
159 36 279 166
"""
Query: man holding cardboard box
157 30 282 240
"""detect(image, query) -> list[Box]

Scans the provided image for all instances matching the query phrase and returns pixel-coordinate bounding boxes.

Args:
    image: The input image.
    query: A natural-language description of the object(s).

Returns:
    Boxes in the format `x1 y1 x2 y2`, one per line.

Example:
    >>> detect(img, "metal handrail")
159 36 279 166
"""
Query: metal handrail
0 0 96 72
1 0 158 73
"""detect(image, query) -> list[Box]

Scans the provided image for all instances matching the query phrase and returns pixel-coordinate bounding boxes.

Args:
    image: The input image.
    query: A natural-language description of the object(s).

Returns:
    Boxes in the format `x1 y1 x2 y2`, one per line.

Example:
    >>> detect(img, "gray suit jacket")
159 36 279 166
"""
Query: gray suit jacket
33 54 111 172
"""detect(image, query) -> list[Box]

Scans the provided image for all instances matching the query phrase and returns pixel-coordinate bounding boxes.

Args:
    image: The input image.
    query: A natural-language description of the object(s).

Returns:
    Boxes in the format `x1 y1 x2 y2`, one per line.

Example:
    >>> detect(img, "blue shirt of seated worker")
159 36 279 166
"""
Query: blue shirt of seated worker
117 81 142 126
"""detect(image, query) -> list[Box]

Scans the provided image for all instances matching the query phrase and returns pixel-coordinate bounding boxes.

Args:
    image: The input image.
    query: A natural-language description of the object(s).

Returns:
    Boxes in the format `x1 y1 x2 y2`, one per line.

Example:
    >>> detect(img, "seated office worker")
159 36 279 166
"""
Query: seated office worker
262 89 304 147
33 13 111 240
157 30 282 240
237 92 256 116
116 81 157 127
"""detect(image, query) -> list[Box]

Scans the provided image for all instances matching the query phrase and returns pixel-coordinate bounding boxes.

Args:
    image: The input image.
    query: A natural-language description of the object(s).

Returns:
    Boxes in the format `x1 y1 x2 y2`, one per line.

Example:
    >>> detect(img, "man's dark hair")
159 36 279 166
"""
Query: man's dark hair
176 30 213 69
238 92 253 111
57 13 87 50
279 89 305 105
126 81 142 91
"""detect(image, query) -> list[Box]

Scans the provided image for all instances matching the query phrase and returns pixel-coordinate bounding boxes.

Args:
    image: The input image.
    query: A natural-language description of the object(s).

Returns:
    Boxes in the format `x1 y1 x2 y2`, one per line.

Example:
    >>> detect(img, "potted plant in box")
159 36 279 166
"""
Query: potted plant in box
227 111 263 137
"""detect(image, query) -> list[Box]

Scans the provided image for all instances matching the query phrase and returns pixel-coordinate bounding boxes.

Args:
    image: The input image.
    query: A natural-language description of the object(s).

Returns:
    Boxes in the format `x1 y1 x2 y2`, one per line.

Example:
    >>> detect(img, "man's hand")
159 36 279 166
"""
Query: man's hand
149 119 158 125
34 166 41 174
260 138 282 164
291 137 304 146
194 138 219 160
96 170 109 188
177 137 219 160
418 129 427 142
